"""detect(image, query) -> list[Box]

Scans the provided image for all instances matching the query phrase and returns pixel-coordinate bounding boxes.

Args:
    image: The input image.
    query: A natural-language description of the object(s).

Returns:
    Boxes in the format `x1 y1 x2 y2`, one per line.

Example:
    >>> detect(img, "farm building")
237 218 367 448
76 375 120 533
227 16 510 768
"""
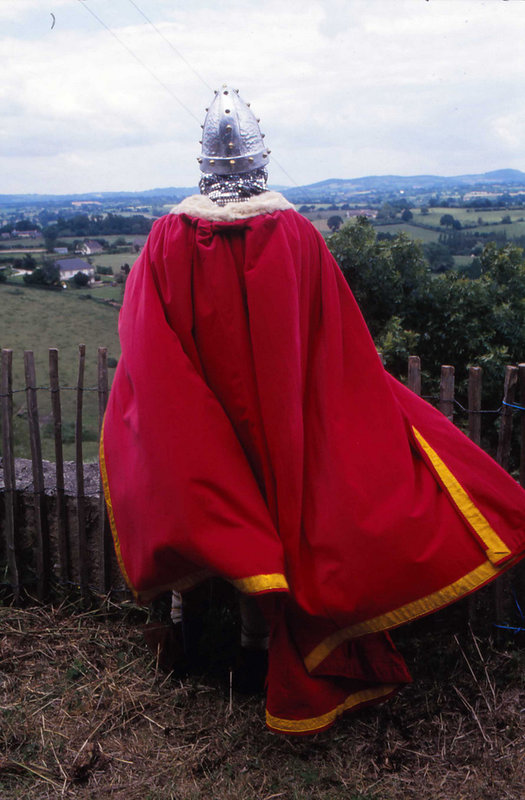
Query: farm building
79 239 104 255
12 229 40 238
54 257 95 281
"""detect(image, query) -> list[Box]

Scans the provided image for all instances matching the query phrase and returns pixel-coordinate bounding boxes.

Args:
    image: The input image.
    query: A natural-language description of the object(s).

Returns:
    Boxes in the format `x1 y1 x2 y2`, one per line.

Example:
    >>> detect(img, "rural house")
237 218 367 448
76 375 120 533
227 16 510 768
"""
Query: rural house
54 257 95 282
12 229 40 238
79 240 104 255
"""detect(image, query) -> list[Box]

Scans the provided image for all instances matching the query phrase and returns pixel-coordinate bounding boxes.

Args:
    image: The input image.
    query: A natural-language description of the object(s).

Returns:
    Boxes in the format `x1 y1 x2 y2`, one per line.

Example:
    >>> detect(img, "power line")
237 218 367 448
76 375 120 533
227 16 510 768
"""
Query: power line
76 0 201 124
76 1 299 187
126 0 213 92
271 155 300 188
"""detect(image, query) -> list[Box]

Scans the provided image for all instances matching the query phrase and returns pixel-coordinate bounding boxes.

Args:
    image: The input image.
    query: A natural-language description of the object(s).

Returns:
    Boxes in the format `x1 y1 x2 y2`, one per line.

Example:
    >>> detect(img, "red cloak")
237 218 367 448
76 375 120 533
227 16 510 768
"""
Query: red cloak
101 194 525 734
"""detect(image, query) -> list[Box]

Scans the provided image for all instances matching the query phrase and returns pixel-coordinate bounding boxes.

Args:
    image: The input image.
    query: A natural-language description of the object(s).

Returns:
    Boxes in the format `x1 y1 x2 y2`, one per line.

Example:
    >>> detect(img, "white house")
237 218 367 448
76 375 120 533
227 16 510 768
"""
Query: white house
79 240 104 255
55 257 95 281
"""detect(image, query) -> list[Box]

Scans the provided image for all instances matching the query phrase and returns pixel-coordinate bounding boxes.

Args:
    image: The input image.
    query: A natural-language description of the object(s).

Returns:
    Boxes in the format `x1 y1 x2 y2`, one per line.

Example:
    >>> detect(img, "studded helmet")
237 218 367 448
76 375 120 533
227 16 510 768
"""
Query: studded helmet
198 86 270 175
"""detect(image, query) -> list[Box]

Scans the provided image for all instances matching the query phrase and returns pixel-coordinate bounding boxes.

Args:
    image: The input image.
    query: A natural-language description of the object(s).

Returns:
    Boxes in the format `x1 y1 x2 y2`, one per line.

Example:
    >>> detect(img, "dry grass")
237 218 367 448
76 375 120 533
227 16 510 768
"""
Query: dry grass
1 598 525 800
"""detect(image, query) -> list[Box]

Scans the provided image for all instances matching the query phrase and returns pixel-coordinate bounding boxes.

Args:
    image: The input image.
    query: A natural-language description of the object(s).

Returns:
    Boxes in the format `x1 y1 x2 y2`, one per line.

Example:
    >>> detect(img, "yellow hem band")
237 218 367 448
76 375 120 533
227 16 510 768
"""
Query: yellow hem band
99 419 135 596
412 426 510 563
304 429 513 673
231 573 289 594
100 422 288 601
266 684 398 734
305 559 502 673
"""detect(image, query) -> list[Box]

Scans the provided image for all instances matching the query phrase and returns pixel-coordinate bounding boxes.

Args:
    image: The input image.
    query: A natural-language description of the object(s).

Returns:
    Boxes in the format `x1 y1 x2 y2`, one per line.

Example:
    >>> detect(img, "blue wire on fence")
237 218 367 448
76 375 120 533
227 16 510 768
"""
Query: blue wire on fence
422 395 503 415
493 588 525 634
502 400 525 412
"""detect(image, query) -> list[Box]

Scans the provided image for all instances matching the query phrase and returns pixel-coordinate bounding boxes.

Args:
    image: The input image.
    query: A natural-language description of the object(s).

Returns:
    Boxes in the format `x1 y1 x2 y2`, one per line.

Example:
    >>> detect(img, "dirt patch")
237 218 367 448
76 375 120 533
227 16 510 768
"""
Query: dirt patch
1 600 525 799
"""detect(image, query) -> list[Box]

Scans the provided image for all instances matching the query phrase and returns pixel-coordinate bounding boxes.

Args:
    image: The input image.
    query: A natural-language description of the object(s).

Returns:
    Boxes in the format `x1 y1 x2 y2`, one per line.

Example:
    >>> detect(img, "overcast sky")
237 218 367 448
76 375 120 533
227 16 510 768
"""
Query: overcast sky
1 0 524 194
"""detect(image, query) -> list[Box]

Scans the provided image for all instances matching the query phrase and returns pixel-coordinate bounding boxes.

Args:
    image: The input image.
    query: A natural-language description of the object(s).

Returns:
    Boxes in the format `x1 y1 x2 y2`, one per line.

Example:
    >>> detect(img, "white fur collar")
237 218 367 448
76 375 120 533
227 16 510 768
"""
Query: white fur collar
170 191 294 221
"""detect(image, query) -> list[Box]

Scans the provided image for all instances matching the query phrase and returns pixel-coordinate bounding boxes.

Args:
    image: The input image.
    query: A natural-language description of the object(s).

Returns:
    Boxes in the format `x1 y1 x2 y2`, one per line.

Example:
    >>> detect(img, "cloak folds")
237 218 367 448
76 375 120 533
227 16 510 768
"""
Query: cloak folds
101 193 525 735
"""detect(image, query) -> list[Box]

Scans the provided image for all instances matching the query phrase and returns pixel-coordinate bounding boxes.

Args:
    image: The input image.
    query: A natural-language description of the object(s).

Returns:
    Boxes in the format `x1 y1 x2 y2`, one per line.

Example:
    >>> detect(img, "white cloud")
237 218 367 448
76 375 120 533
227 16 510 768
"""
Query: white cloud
1 0 525 192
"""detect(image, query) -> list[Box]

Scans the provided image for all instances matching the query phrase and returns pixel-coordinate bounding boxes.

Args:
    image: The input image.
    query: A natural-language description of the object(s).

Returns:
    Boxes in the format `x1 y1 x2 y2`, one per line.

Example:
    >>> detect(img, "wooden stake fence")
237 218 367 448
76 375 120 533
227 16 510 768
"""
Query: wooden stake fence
2 350 525 631
1 349 19 602
0 345 123 601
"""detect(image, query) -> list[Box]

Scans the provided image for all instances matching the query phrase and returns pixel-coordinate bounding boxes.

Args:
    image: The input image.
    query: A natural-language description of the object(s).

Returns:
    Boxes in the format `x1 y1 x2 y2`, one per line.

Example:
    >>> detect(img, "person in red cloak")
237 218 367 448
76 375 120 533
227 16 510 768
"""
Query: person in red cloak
100 86 525 735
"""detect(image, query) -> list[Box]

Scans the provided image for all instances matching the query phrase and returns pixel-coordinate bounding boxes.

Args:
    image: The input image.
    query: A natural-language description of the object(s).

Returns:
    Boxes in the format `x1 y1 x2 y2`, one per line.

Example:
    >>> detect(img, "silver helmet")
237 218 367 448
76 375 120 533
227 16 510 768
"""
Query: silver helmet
198 85 270 175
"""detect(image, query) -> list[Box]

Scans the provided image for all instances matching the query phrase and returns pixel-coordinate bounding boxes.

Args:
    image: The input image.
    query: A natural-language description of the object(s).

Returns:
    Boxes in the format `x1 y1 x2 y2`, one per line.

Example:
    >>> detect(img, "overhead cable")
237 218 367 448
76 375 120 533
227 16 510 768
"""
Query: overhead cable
77 1 297 186
126 0 213 92
77 0 201 124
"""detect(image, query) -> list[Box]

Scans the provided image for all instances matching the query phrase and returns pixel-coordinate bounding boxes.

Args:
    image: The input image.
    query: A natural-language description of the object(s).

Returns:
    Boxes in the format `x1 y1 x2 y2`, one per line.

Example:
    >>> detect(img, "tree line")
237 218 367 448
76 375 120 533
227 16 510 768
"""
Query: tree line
328 217 525 449
1 213 154 249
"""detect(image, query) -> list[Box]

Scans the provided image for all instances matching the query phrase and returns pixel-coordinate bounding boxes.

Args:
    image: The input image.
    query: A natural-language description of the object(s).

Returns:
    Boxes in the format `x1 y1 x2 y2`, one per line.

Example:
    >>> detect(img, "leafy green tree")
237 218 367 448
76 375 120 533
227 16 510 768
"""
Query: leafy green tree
328 218 525 430
327 215 343 232
440 213 455 228
23 263 60 287
423 242 454 273
328 217 429 338
43 228 58 252
14 218 38 232
376 202 396 222
71 271 90 287
22 253 37 270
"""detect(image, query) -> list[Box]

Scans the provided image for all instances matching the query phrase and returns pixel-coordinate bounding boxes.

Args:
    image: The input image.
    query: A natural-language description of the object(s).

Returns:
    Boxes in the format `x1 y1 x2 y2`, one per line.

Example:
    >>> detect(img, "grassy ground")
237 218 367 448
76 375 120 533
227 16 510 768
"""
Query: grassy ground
373 224 439 244
90 283 125 302
0 236 45 249
420 208 525 227
0 283 120 461
90 252 141 272
1 599 525 799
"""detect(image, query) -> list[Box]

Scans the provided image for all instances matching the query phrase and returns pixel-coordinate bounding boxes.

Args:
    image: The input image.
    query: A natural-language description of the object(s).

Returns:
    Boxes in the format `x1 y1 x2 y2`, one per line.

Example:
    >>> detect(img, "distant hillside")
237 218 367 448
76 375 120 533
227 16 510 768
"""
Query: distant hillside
280 170 525 202
0 188 199 207
1 170 525 207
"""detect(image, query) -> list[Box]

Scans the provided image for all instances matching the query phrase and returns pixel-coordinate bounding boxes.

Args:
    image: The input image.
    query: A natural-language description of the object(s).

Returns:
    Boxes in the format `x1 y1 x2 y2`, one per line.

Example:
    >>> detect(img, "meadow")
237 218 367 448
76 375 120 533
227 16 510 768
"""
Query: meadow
374 223 438 243
0 283 121 461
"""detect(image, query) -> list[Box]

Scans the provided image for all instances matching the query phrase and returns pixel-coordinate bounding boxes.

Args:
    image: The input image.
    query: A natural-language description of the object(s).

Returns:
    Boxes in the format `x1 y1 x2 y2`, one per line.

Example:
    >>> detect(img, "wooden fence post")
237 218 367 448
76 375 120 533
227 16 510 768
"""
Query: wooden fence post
1 349 20 602
467 365 483 624
468 366 482 446
24 350 49 601
49 348 70 585
439 365 455 422
494 365 519 635
519 363 525 489
76 344 88 601
496 365 518 471
97 347 111 592
407 356 421 396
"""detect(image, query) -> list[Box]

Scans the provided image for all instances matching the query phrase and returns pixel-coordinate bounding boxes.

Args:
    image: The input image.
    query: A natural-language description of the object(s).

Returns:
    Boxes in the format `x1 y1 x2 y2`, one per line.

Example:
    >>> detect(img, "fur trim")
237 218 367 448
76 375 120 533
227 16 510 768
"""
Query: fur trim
170 191 294 221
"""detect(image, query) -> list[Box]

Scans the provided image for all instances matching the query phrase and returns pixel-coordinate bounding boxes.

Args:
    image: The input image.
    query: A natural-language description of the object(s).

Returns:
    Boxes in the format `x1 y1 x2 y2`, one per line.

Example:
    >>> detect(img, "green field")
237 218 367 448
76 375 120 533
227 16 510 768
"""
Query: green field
374 223 440 244
90 251 141 271
0 283 121 461
57 234 143 247
89 283 124 301
0 236 45 249
469 221 525 237
412 206 525 233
